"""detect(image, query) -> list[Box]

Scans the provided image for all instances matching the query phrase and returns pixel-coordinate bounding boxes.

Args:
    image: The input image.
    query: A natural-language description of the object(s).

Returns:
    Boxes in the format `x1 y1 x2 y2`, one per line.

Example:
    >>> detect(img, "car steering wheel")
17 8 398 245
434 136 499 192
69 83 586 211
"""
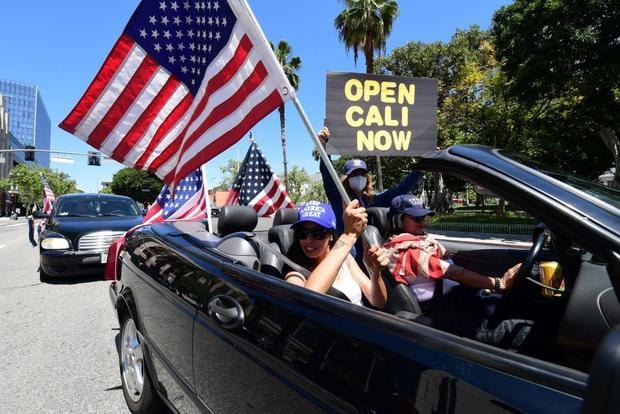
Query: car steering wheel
517 226 547 282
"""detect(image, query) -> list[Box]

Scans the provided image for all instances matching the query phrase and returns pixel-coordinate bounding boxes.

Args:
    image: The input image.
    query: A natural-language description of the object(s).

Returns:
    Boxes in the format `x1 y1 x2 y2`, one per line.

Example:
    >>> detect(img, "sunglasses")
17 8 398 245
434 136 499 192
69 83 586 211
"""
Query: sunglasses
294 227 330 240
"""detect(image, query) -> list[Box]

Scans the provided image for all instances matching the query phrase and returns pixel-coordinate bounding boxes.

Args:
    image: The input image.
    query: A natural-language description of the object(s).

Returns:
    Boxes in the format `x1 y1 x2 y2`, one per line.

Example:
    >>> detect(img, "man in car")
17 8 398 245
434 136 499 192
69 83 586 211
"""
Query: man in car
383 194 535 349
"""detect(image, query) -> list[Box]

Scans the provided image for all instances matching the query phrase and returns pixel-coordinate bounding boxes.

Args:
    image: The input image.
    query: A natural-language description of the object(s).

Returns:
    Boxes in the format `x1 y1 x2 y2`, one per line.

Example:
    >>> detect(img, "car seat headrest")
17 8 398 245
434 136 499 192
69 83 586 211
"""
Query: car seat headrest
366 207 389 237
268 225 295 255
218 205 258 236
273 208 299 226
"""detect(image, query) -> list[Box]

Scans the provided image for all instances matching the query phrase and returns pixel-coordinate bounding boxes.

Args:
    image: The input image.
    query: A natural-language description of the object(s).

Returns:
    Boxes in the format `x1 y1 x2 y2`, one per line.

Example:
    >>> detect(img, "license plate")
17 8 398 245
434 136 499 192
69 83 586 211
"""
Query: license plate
101 253 108 264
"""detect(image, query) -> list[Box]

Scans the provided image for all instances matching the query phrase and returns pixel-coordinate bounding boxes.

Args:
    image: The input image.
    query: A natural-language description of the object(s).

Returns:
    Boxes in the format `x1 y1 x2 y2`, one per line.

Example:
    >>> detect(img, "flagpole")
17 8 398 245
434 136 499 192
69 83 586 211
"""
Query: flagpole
239 0 370 246
200 164 214 232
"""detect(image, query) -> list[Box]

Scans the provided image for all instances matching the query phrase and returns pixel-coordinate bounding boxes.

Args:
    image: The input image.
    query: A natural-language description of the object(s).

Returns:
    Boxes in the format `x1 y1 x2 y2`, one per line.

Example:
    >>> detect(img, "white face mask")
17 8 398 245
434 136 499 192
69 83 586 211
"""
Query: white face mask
348 175 367 193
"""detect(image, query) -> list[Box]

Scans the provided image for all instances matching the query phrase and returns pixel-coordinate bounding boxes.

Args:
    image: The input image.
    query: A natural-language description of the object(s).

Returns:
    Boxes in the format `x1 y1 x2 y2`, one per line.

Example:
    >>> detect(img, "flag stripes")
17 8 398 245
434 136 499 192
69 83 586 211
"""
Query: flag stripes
60 0 292 187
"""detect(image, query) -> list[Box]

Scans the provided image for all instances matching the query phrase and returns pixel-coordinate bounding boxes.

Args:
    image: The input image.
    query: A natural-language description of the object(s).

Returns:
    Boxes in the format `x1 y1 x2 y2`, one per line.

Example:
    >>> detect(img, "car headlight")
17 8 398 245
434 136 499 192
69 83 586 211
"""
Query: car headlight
41 237 71 250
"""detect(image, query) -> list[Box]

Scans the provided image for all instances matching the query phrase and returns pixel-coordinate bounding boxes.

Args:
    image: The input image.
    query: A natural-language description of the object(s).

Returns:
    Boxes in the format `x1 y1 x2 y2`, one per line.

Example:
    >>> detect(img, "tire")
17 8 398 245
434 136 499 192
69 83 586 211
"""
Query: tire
119 315 165 413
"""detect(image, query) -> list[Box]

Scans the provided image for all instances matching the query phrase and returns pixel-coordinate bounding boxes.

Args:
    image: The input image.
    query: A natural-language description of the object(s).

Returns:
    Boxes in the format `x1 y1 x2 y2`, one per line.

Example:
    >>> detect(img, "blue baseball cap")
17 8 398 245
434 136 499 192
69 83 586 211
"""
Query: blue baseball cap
292 201 337 231
343 159 368 176
390 195 435 218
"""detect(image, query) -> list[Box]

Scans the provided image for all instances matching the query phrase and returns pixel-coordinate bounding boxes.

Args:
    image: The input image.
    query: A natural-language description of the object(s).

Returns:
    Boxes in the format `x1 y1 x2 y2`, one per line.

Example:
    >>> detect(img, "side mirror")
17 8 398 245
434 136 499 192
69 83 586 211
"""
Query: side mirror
33 211 49 219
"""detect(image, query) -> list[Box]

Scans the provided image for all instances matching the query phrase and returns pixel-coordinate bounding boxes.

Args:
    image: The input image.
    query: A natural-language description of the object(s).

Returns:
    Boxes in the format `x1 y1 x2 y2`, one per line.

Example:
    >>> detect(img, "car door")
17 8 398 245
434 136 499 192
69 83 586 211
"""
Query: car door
124 232 199 411
181 237 586 413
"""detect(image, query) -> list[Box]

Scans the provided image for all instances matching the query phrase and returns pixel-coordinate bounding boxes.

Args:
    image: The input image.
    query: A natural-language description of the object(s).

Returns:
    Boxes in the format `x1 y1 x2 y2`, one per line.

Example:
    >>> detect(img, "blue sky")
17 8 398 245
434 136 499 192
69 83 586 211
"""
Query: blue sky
1 0 510 193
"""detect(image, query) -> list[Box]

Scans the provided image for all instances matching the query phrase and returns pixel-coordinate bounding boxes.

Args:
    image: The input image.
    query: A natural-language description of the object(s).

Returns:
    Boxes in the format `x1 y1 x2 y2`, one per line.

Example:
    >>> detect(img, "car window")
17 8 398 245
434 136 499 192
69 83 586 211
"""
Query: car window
100 198 140 216
55 197 140 217
57 200 98 217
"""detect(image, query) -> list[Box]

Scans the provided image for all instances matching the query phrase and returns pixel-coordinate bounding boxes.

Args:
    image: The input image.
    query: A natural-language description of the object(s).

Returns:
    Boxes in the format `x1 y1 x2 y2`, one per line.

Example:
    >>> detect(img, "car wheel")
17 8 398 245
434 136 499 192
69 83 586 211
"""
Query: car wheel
119 315 165 413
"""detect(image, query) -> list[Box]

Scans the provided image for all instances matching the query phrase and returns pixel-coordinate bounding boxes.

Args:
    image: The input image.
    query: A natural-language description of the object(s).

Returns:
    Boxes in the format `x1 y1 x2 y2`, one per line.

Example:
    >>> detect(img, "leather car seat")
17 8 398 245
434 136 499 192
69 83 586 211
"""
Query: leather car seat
217 205 258 236
273 207 298 226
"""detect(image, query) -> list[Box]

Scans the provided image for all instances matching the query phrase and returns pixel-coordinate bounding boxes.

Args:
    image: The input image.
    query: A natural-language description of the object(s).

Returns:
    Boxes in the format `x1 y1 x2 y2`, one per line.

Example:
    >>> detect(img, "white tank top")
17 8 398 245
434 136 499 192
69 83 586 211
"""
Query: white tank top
332 259 363 306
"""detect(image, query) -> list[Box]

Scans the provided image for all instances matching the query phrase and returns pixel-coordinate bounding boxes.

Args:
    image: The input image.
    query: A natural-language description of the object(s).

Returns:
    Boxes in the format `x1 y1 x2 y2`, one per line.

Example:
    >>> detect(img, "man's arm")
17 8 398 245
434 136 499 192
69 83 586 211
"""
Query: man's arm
373 170 423 207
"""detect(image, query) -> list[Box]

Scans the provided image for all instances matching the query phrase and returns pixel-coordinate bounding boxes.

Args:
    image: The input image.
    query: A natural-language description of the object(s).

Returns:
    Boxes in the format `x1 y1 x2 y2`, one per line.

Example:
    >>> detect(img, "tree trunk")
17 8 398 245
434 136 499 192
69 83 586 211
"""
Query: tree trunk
430 173 450 213
497 198 506 217
600 126 620 188
375 155 384 192
279 105 288 189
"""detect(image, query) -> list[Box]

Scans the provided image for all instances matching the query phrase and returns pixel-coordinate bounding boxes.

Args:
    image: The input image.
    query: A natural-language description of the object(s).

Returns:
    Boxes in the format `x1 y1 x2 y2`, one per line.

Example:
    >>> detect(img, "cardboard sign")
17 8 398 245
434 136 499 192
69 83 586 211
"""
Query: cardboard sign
325 72 437 156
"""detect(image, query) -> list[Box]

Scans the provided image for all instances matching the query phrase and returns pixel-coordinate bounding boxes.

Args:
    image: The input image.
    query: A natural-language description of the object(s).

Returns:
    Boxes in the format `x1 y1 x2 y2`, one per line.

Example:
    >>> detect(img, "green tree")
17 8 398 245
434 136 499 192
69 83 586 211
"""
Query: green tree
109 168 163 204
335 0 400 191
217 159 241 190
271 40 301 190
492 0 620 185
6 165 78 212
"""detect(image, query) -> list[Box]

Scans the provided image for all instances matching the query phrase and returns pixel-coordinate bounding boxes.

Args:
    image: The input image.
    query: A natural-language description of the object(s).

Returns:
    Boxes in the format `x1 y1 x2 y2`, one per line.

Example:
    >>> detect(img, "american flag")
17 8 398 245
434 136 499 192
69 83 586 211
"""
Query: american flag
60 0 293 186
41 176 56 214
144 168 207 223
226 140 294 216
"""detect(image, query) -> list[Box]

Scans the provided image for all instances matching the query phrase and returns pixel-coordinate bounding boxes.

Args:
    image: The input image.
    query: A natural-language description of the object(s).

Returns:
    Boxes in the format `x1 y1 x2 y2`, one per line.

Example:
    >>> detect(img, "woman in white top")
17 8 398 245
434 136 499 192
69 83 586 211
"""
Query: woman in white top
284 200 388 308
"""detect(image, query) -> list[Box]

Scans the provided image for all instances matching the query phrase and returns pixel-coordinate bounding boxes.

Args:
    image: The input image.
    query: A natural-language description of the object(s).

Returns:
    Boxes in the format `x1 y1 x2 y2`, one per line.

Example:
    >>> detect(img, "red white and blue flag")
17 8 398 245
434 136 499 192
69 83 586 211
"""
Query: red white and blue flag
60 0 293 186
226 140 294 217
41 176 56 214
144 168 207 224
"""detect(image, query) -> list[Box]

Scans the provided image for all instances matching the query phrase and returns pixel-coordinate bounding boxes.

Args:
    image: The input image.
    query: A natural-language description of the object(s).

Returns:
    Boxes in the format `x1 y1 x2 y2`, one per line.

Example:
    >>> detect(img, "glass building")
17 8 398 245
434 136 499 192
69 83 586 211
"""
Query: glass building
0 80 51 167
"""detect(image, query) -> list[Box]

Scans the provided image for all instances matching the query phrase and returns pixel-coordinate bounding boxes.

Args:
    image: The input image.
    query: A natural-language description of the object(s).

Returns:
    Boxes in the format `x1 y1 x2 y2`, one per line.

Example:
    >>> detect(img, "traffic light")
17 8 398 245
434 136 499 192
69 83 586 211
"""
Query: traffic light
25 145 35 161
87 151 101 166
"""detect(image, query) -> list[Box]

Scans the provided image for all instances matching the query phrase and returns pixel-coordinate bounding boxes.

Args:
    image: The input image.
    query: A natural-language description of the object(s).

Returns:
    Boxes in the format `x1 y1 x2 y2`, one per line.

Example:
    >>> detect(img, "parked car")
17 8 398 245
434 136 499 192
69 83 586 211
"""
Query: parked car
110 145 620 413
39 193 143 282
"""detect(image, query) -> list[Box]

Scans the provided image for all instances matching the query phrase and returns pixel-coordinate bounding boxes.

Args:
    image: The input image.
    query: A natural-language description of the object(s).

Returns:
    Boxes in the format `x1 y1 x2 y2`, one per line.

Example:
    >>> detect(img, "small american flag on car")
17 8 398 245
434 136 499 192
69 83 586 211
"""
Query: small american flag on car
226 140 294 217
144 168 207 224
41 176 56 214
60 0 293 187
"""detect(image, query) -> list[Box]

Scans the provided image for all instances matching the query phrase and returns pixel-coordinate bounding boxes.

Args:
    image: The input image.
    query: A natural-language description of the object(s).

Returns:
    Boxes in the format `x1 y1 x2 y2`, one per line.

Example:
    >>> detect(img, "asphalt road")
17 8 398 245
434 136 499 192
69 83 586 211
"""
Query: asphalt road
0 218 129 413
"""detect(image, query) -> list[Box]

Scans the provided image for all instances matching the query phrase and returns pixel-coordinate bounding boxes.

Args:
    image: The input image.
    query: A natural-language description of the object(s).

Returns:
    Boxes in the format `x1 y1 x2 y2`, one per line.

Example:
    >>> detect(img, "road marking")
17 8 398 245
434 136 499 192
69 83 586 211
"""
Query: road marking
2 223 26 229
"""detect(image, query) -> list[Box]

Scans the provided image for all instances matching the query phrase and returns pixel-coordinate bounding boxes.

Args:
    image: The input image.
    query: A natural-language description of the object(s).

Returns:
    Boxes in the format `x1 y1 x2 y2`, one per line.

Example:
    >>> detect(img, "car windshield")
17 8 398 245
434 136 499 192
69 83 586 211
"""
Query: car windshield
499 150 620 210
56 197 140 217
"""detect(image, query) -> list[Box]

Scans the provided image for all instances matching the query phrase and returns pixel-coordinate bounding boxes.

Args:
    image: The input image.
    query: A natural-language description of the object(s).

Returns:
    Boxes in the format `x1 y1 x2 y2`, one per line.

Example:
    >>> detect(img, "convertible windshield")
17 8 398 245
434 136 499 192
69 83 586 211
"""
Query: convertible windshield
56 197 140 217
499 150 620 210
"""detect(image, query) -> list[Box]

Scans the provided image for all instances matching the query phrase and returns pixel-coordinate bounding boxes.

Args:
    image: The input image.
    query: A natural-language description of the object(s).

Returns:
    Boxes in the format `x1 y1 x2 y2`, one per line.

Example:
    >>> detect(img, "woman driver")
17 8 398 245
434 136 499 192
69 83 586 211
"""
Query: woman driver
284 200 388 308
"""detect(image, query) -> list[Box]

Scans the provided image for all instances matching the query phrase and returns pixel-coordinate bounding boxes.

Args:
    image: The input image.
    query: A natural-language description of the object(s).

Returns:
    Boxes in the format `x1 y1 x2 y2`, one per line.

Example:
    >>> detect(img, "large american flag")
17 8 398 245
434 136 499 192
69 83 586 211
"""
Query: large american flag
41 177 56 214
226 140 294 216
60 0 293 186
144 168 207 223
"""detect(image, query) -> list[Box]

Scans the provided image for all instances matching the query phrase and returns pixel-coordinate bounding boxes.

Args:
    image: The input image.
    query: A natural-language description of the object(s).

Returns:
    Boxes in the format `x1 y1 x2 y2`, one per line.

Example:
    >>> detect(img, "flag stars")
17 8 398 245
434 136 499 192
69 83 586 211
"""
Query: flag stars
149 15 157 24
161 16 169 25
173 16 181 25
164 30 172 39
170 1 179 11
139 29 148 38
159 1 167 11
183 1 191 9
154 43 162 52
151 29 160 39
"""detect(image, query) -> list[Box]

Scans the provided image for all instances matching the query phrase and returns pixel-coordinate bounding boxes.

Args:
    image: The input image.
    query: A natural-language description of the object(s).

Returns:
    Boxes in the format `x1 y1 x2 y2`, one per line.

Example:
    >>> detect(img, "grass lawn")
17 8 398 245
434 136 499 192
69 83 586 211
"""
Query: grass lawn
429 205 537 225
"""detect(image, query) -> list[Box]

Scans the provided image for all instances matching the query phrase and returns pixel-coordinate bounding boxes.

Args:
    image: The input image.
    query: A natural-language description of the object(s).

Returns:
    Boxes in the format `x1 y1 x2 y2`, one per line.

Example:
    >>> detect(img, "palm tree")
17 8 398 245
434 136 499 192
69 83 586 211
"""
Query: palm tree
271 40 301 190
335 0 399 190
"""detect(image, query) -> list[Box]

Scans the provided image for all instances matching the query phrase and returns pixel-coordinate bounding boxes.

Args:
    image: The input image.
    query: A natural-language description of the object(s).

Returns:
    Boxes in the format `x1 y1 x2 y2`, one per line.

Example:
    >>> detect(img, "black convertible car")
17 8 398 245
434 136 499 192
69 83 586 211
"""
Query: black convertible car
109 146 620 413
39 193 143 281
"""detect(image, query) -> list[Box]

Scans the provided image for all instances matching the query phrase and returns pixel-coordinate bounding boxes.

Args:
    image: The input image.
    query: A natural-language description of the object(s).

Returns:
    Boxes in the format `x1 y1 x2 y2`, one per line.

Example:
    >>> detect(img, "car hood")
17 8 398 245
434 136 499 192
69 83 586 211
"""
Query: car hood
48 216 144 237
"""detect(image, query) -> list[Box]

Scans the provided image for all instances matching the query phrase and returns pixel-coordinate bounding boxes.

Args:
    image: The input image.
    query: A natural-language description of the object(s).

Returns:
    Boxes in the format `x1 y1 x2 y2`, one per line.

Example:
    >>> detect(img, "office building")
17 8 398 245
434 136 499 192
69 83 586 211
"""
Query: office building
0 80 51 167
